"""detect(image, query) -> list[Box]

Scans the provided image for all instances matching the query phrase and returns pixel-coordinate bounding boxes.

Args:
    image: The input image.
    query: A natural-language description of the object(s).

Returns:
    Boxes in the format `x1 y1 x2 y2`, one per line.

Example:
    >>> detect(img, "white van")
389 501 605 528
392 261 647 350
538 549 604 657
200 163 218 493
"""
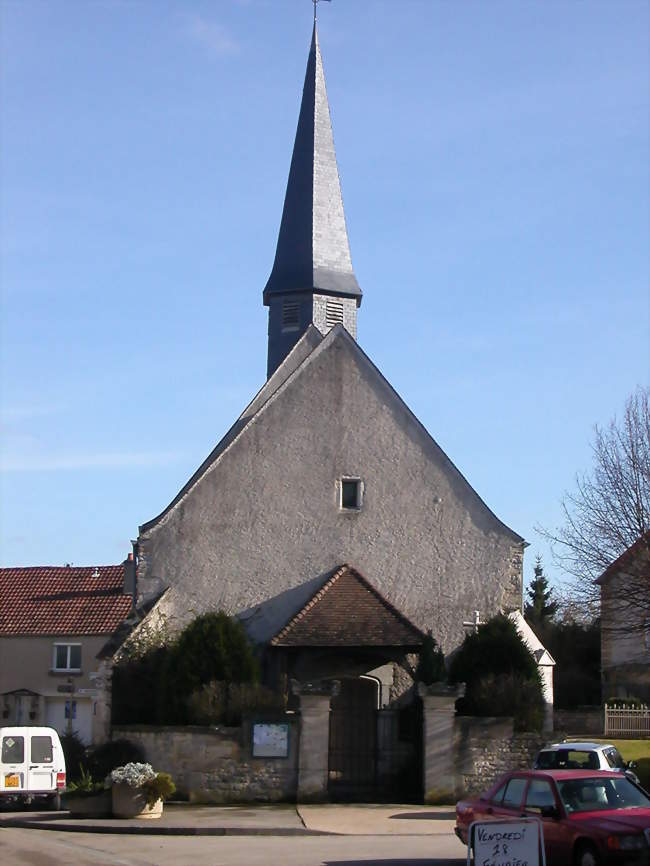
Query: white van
0 726 66 809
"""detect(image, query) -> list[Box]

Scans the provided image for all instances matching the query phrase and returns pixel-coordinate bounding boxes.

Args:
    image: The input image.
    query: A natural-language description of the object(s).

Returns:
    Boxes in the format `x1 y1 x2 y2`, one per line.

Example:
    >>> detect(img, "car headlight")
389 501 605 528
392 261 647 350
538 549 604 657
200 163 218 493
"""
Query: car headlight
607 834 646 850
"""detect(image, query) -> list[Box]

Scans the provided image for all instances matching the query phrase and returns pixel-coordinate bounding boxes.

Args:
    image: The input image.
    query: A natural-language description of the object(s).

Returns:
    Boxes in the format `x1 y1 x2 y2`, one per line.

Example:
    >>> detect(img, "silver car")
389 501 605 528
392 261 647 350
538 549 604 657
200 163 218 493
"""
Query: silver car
534 741 641 785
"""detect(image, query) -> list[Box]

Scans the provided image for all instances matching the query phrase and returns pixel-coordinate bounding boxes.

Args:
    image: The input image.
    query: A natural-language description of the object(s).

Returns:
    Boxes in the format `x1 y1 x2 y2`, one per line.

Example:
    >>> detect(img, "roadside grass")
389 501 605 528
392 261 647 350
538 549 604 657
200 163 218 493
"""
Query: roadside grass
593 739 650 790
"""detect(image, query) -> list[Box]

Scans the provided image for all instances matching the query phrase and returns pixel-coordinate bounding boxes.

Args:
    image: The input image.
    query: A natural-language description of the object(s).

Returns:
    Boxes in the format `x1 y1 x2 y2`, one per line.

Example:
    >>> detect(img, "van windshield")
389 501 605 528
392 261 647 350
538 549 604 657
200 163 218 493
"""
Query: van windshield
31 736 53 763
2 736 24 763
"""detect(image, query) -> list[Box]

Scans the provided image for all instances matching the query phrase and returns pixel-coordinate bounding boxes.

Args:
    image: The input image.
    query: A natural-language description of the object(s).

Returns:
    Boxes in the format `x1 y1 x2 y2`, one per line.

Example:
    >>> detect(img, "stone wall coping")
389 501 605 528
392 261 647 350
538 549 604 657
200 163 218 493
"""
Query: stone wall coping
290 678 340 697
114 717 300 737
113 724 244 736
455 715 514 724
417 682 465 699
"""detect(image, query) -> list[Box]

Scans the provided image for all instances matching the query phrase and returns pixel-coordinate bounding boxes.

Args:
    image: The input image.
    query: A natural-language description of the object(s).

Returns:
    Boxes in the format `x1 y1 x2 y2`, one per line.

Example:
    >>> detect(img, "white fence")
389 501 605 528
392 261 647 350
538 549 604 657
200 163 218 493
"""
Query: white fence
604 704 650 737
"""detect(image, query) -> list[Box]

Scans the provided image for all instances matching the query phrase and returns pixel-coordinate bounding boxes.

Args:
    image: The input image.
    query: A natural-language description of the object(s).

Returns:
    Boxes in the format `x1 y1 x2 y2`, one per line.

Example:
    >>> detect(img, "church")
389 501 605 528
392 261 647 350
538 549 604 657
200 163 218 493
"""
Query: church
131 23 526 798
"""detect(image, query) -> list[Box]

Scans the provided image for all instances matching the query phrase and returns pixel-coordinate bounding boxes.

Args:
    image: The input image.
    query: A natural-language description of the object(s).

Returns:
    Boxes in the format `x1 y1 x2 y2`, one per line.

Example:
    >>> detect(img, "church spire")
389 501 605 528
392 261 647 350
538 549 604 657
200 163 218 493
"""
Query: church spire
263 23 362 378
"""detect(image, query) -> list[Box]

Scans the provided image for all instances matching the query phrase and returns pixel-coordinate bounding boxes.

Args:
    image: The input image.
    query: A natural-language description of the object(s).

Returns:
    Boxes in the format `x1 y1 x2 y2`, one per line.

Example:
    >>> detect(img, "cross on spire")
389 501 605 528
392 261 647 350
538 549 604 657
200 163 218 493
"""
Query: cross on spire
313 0 331 24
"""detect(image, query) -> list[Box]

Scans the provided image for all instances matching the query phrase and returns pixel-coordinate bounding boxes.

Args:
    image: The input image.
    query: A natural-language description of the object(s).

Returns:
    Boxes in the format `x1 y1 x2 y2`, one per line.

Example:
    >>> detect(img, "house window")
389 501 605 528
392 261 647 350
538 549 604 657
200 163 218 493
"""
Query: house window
53 644 81 672
325 300 344 328
282 300 300 332
340 477 363 510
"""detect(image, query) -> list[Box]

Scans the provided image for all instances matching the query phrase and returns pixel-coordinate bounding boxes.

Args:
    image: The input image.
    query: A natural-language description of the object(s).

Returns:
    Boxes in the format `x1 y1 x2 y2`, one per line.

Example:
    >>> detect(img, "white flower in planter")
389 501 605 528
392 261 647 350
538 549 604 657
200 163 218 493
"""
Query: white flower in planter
110 762 156 788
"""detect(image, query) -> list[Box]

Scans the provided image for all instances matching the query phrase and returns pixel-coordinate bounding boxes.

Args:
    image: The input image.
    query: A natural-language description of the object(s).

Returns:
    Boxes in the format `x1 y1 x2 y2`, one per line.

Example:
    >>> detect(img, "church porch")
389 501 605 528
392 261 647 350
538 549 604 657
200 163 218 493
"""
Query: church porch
266 565 426 802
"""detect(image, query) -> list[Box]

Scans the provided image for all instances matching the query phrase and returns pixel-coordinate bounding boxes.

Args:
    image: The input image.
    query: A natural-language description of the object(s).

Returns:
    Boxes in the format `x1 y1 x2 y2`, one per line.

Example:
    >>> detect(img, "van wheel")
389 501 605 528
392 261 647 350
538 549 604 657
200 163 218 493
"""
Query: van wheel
47 793 61 811
574 842 601 866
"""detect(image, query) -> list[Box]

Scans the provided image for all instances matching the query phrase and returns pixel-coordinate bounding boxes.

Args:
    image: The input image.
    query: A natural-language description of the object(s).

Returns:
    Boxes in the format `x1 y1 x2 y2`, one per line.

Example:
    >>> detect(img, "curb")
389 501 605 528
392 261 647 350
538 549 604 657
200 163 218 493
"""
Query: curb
0 818 336 836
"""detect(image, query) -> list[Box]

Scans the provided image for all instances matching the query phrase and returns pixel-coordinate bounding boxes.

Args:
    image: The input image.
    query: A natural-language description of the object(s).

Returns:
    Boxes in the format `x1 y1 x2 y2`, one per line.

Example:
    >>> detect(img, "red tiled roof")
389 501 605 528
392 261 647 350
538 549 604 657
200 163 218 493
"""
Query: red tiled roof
0 565 132 636
270 565 425 648
596 531 650 584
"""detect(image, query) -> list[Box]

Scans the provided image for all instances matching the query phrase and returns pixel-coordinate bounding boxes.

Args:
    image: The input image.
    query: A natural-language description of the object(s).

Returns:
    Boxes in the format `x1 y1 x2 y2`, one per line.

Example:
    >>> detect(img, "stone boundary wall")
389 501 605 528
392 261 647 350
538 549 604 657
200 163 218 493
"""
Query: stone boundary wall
454 716 545 797
553 707 603 737
114 719 299 804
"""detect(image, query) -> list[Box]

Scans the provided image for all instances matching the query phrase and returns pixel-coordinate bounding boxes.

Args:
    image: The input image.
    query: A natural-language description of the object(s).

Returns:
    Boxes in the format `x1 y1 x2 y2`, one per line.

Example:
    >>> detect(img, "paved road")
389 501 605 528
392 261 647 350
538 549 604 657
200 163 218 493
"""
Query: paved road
0 827 468 866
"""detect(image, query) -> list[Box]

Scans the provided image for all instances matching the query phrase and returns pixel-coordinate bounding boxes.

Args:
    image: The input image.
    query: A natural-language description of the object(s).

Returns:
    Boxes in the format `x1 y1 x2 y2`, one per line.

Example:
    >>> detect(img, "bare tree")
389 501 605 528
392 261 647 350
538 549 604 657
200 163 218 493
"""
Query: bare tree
539 387 650 628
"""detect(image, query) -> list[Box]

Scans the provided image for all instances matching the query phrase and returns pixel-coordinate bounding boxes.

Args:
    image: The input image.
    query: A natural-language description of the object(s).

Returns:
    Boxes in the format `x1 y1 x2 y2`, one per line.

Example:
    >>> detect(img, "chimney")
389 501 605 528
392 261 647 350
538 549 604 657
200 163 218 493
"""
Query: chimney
123 550 136 599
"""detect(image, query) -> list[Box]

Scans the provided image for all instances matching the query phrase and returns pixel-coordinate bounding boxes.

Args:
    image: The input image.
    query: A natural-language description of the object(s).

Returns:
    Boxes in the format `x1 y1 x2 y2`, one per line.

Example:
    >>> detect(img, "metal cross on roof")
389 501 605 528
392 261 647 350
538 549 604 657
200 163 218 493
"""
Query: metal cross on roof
462 610 483 633
313 0 332 24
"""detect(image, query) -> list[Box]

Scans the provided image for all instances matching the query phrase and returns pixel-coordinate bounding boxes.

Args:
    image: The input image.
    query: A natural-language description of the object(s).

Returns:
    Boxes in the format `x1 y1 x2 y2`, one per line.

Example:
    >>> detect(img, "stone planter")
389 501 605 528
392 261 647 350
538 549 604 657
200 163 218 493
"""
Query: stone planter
111 783 163 819
65 789 112 817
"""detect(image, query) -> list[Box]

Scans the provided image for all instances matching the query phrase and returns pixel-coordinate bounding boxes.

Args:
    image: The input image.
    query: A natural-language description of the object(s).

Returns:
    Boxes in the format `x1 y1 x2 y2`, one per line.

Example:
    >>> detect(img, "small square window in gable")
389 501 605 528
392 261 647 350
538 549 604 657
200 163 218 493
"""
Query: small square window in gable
340 477 363 510
282 300 300 332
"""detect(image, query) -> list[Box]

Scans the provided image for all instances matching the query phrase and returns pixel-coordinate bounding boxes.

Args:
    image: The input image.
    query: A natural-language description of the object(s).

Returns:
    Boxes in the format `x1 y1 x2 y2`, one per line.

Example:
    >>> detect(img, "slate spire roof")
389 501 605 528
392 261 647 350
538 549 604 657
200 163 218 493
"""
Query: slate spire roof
263 24 362 305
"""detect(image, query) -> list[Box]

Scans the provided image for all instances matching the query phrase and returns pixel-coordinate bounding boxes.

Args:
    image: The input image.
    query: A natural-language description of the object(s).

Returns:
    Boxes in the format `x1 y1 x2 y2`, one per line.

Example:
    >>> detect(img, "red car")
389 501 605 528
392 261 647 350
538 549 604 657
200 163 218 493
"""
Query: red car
455 769 650 865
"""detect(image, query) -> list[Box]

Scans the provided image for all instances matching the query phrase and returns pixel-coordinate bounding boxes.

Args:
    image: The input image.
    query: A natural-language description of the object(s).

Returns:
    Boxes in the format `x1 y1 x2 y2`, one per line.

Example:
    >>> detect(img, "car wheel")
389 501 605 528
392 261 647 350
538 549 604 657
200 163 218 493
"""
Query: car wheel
574 842 601 866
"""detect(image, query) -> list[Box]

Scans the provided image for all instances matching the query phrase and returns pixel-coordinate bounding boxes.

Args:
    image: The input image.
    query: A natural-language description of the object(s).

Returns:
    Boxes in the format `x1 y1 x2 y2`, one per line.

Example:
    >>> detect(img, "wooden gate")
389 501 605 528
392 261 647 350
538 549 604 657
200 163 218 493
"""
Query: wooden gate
605 703 650 737
328 678 422 802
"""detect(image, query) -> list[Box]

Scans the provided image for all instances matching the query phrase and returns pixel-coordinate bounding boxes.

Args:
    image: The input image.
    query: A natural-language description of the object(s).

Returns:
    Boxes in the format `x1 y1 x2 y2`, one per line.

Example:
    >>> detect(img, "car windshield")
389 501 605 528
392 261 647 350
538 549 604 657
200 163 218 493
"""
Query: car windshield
557 777 650 813
537 749 599 770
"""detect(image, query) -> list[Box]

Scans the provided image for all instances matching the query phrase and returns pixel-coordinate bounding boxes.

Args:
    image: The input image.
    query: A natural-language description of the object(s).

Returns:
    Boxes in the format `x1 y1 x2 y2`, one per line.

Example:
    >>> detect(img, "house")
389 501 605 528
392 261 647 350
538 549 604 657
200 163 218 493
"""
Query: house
0 562 134 744
597 532 650 703
126 24 527 800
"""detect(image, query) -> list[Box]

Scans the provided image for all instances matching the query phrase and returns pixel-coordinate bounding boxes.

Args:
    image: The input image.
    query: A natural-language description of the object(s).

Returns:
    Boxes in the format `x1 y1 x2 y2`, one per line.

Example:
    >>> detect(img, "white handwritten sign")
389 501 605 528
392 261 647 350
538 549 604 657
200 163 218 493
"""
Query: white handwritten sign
467 819 545 866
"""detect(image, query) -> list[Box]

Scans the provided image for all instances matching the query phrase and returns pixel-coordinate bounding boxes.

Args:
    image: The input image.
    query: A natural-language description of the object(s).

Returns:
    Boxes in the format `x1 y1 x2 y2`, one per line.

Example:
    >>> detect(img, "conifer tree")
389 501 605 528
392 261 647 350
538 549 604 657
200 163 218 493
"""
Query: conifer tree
415 630 446 684
525 555 558 627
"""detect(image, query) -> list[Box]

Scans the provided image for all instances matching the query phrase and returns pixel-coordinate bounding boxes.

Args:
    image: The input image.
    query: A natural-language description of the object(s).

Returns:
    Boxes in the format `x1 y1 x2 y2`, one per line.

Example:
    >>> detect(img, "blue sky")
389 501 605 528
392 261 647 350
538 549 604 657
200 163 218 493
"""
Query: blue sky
1 0 648 598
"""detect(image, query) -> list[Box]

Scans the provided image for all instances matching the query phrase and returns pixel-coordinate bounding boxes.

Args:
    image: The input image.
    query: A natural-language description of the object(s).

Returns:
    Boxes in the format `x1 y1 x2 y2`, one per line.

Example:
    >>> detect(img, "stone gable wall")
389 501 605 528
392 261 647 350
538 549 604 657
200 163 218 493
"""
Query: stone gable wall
114 721 299 804
137 333 524 658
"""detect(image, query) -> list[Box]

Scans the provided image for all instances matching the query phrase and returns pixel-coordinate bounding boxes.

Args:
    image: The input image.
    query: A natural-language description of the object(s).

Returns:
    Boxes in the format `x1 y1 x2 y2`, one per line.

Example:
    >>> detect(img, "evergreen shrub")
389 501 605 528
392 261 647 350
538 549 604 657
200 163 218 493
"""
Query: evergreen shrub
415 631 446 684
541 619 601 709
449 614 545 731
112 645 168 725
112 610 262 726
86 738 145 779
160 612 260 724
605 696 645 708
187 680 286 726
59 731 87 784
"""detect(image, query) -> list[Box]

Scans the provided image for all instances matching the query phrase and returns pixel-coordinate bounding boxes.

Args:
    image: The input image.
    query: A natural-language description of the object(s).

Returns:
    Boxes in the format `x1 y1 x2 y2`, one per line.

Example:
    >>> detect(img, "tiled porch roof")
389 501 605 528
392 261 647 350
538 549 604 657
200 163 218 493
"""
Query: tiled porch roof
270 565 425 648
